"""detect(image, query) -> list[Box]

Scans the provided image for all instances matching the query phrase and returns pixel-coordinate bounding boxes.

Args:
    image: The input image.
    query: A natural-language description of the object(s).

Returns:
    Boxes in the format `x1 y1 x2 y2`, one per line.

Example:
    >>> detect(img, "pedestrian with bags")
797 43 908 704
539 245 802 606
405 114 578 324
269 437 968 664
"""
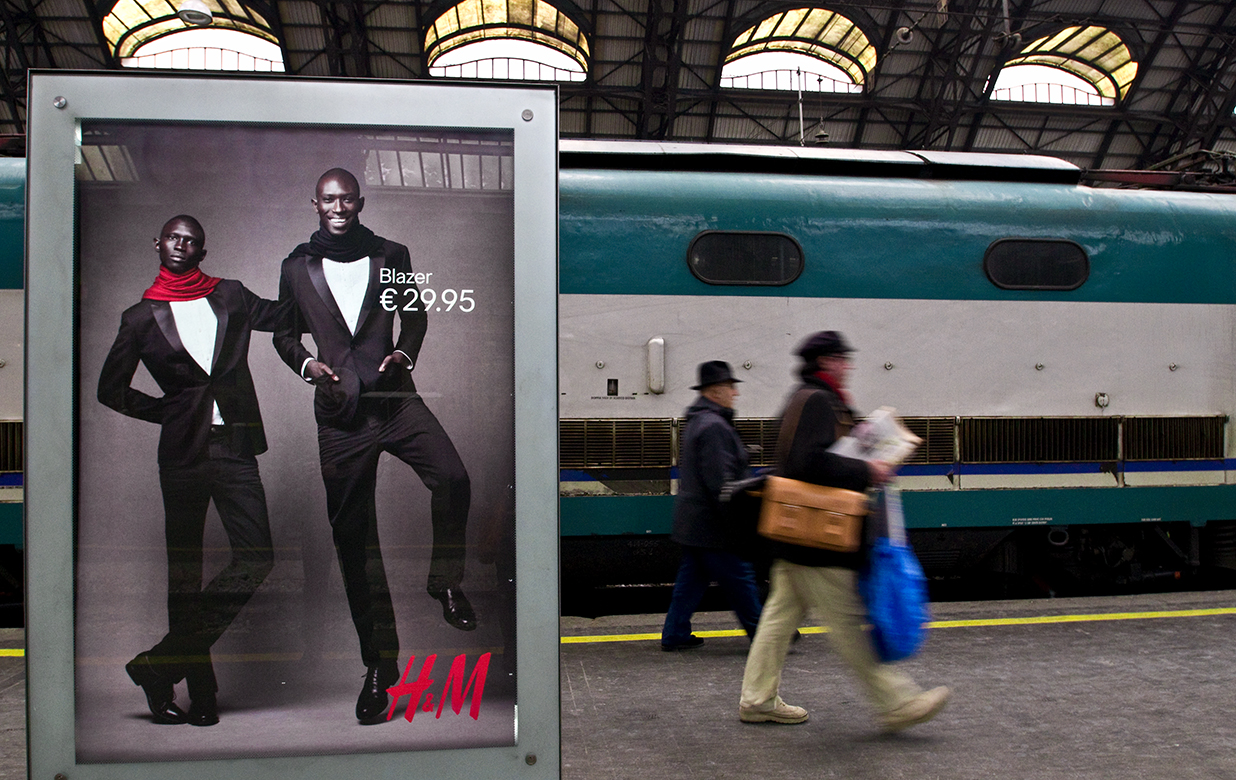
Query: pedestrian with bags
738 331 949 730
660 360 765 651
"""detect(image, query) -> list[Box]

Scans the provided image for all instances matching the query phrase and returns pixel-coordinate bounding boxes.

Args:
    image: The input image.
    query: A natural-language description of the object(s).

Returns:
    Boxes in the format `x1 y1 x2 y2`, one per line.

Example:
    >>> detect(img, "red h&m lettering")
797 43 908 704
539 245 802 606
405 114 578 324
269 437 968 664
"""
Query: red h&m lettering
436 652 491 720
386 654 437 722
384 653 491 722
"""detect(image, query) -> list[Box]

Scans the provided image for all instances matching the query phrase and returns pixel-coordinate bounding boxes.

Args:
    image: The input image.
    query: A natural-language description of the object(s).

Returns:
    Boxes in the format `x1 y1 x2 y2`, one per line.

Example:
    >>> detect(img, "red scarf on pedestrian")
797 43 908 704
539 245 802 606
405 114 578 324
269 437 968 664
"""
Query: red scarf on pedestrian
813 370 851 407
142 267 221 301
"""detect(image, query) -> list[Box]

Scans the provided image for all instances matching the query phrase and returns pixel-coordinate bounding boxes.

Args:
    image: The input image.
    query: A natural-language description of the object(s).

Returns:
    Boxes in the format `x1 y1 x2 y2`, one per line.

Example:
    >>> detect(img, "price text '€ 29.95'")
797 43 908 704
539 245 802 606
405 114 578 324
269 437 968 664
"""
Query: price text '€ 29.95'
378 270 475 313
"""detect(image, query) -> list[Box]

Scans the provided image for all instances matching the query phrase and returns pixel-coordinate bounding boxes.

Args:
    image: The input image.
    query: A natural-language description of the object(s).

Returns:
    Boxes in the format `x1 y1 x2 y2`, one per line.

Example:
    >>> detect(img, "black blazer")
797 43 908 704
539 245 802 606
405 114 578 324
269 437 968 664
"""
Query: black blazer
273 238 428 404
97 280 286 467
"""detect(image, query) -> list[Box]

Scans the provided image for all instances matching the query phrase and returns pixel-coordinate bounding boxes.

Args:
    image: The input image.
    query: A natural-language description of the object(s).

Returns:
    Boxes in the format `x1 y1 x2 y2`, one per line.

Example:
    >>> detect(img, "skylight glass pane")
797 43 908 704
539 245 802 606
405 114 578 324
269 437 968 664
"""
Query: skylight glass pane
430 37 585 81
722 51 860 93
122 28 284 71
426 0 588 76
773 8 808 38
990 64 1111 106
728 8 872 85
509 0 532 27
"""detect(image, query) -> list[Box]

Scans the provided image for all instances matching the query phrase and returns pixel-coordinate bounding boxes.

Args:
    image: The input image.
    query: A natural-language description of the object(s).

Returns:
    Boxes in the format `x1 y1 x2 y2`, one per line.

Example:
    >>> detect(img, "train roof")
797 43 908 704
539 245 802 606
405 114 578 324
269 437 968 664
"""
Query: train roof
560 140 1082 185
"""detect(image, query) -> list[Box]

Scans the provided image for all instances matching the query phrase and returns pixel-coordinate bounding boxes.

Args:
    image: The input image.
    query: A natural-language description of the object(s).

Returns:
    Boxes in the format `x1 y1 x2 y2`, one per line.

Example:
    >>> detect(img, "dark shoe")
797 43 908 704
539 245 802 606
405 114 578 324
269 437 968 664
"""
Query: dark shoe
125 653 188 725
356 660 400 725
429 586 477 631
187 692 219 727
661 635 704 652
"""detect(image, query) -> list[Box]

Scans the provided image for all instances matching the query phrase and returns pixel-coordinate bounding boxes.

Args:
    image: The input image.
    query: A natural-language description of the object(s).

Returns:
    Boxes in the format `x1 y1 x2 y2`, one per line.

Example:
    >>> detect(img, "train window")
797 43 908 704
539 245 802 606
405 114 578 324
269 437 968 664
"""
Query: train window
688 231 804 286
983 238 1089 290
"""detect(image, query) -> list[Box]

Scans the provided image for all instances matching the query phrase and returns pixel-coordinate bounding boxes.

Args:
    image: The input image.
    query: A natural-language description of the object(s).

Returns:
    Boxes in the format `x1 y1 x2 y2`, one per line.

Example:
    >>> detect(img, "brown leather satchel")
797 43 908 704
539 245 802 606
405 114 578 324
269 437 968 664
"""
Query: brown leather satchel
757 476 867 552
756 387 868 552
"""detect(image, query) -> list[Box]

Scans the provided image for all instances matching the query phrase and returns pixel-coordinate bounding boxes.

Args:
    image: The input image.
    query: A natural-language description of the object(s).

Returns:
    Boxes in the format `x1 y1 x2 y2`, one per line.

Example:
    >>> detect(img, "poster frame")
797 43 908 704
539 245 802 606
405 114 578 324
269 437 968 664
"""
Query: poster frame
25 70 560 780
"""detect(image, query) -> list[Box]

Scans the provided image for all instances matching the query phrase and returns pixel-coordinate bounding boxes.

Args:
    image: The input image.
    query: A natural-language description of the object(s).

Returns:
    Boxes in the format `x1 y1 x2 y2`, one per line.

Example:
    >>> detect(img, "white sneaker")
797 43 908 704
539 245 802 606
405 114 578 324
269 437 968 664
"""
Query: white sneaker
739 696 809 724
881 686 950 732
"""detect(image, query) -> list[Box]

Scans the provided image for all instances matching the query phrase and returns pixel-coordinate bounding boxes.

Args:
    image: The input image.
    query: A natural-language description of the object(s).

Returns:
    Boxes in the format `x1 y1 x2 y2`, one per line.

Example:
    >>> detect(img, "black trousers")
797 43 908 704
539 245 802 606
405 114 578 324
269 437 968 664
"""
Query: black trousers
317 394 470 667
150 430 274 696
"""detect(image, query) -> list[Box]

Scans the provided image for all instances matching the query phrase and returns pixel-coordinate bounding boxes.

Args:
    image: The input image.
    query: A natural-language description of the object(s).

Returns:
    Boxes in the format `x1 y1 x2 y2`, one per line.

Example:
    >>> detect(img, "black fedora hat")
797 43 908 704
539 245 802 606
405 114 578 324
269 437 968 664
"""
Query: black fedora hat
796 330 855 361
314 366 361 427
691 360 743 390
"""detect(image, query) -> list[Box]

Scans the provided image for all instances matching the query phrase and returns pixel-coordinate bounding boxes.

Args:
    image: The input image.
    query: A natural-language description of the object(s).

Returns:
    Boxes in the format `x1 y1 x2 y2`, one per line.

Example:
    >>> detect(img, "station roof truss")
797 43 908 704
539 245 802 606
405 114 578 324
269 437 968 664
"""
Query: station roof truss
5 0 1236 172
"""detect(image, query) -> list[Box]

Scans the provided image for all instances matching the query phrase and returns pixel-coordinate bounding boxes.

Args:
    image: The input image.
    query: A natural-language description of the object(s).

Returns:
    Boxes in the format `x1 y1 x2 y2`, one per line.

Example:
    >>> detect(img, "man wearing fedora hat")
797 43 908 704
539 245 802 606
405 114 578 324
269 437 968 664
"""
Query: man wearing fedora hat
660 360 764 651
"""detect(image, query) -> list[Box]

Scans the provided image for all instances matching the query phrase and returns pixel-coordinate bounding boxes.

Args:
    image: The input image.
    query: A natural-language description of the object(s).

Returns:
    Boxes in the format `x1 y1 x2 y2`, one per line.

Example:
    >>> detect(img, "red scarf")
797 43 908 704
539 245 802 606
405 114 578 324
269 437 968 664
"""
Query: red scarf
142 267 221 301
813 370 851 407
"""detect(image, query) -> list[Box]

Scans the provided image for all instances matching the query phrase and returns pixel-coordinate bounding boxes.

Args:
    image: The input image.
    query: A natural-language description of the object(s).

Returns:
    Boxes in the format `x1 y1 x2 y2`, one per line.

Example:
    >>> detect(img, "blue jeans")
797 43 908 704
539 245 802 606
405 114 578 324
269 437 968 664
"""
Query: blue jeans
661 547 763 645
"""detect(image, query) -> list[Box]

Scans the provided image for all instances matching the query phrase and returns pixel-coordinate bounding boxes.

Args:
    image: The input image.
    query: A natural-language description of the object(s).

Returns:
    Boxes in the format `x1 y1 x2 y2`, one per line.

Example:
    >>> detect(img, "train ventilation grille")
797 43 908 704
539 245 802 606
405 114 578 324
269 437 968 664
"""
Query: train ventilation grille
1124 416 1225 460
0 421 20 472
960 417 1119 463
559 419 674 468
733 419 780 467
900 417 956 464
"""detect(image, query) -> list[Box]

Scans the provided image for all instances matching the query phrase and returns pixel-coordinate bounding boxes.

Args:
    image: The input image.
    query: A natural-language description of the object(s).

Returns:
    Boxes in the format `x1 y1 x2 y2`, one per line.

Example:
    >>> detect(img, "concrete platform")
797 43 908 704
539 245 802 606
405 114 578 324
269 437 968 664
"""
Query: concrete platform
5 591 1236 779
560 590 1236 780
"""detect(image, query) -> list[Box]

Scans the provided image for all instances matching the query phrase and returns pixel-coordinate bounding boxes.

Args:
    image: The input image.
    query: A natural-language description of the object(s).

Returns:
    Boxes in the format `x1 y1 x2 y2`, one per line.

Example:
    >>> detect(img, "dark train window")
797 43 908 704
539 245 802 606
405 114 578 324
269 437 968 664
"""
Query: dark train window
984 238 1089 290
688 231 803 285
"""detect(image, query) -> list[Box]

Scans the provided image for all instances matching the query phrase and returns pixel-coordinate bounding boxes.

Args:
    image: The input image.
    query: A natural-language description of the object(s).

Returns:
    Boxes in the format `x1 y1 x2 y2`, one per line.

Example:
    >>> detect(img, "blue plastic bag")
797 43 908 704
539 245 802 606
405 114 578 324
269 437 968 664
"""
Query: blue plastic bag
859 486 929 663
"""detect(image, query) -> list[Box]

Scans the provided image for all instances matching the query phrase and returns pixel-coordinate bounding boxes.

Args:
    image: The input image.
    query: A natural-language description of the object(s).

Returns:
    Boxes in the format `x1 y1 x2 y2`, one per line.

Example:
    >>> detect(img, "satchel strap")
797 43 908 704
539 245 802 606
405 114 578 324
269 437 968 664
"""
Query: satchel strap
775 387 851 468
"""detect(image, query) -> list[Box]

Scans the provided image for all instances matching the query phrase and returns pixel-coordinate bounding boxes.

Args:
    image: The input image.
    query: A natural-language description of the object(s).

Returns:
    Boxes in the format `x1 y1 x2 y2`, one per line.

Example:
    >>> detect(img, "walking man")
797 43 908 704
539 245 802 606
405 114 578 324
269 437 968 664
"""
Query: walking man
738 331 949 731
661 360 763 650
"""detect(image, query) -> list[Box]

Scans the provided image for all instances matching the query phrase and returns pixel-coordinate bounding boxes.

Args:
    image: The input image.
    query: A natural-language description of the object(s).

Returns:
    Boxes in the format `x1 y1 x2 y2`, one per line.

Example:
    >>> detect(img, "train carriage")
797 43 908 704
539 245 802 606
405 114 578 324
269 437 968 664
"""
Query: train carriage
558 140 1236 596
0 156 23 622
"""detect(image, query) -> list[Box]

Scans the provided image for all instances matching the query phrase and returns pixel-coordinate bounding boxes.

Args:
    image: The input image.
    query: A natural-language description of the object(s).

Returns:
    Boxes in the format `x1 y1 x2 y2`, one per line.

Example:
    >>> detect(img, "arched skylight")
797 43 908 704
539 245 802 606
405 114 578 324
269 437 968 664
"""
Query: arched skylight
995 25 1137 105
991 63 1108 106
721 51 860 93
121 28 283 71
425 0 589 83
104 0 277 56
723 8 874 93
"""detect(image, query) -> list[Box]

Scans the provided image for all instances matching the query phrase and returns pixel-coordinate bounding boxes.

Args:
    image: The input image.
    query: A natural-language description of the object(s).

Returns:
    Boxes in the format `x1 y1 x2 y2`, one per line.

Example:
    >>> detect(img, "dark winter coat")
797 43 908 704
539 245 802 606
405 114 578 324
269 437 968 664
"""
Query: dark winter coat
770 371 873 570
670 396 750 549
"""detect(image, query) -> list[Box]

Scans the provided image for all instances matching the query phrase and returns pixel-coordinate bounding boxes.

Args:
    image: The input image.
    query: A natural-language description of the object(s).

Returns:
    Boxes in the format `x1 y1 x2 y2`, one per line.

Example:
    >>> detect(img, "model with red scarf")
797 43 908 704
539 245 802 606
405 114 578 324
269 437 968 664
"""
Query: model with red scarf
738 331 950 733
98 215 286 727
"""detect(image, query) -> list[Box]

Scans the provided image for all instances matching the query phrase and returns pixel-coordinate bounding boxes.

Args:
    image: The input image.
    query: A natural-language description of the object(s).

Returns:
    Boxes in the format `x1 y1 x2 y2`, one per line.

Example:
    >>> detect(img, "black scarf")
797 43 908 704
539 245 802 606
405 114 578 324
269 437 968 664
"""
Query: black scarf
307 223 384 263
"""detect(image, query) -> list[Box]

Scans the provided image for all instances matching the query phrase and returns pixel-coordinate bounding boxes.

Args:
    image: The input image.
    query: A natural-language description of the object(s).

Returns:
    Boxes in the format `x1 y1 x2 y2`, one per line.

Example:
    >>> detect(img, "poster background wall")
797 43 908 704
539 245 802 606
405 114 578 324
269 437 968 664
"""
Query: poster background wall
74 121 517 762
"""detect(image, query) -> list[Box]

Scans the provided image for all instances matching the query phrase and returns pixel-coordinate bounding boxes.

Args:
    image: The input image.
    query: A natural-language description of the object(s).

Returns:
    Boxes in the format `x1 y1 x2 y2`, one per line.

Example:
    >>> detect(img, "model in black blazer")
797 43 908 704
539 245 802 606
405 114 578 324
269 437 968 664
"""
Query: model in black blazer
98 215 283 728
99 279 280 465
273 169 472 725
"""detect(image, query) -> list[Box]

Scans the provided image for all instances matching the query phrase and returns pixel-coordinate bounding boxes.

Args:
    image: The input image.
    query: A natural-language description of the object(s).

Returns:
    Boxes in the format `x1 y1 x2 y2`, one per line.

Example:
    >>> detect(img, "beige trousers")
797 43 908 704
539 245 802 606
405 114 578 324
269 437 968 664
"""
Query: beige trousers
740 559 921 714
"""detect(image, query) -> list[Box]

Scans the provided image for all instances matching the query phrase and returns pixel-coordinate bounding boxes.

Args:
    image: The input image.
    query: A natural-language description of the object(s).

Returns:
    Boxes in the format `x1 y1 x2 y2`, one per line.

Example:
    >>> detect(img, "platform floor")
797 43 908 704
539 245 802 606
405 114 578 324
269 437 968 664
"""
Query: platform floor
6 590 1236 779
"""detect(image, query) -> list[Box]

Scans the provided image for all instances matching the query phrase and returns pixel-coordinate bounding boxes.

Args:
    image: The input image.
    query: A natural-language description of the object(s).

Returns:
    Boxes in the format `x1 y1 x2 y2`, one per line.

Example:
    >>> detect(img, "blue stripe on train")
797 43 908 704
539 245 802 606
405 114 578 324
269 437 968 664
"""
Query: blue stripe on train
561 461 1236 482
560 484 1236 536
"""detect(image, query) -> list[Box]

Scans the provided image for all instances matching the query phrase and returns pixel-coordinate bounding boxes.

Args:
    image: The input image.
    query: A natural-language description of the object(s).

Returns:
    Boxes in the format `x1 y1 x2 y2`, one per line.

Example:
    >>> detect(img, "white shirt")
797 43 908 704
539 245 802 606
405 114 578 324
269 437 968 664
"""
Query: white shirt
169 297 224 425
300 255 413 380
322 256 371 335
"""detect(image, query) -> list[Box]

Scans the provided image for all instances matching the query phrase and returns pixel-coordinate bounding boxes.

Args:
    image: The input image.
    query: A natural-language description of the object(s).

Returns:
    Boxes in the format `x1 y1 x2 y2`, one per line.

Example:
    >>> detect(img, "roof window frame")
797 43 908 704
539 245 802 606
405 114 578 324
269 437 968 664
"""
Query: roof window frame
424 0 591 82
102 0 280 61
723 7 877 92
995 24 1138 104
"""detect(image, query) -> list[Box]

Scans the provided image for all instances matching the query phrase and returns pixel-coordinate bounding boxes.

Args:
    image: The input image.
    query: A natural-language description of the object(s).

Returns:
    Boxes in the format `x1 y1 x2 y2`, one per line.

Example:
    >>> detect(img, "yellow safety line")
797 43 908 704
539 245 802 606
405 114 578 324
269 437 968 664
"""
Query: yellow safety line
4 608 1234 655
560 606 1236 645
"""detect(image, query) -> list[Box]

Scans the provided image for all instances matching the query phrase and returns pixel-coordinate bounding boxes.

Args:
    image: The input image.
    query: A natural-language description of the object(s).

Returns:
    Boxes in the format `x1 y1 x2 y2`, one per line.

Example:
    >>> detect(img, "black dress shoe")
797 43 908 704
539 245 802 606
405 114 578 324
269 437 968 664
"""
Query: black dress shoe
429 586 477 631
187 693 219 727
356 660 399 725
660 635 705 652
125 653 188 725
